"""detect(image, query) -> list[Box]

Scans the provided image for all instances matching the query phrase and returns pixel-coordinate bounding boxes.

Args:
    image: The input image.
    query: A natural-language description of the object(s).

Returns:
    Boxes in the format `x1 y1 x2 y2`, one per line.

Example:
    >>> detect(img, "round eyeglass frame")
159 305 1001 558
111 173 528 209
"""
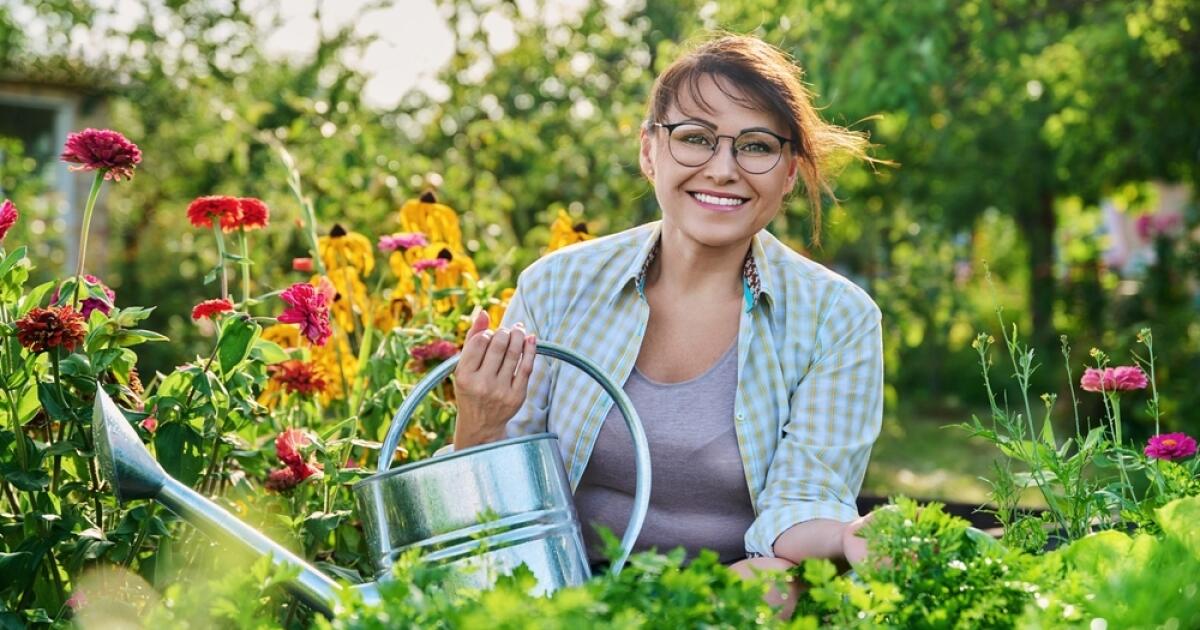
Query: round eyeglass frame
648 121 795 175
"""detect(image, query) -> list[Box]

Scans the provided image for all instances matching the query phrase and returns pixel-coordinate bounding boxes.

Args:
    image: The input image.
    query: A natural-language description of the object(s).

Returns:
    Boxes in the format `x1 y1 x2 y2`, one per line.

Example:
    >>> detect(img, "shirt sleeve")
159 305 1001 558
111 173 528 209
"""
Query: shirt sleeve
498 263 556 438
743 285 884 558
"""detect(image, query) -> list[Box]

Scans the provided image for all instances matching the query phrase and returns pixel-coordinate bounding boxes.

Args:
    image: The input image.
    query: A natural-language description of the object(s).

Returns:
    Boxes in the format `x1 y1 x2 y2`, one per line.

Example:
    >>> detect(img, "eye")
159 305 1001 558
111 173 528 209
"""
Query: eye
737 141 771 155
679 133 714 147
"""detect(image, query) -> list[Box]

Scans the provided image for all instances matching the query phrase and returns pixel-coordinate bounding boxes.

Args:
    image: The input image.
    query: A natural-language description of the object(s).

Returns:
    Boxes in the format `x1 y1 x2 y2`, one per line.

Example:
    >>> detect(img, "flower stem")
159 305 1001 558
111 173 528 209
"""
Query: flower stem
210 223 229 301
72 170 106 309
238 228 252 307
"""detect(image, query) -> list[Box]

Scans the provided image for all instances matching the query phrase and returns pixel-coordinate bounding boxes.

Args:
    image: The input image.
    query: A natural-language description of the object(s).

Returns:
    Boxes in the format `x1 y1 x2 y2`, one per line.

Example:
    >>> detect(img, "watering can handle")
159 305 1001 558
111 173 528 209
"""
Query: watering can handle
375 340 651 575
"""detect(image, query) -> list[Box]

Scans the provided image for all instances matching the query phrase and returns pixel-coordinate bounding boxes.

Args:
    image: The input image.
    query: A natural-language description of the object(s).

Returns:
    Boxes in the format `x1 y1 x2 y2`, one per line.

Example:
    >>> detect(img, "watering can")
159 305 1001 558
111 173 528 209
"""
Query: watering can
93 341 651 618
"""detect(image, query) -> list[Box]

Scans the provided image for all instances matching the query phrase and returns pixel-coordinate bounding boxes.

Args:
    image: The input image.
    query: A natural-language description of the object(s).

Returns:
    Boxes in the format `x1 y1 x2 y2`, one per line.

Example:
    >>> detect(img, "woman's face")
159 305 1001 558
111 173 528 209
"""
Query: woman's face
640 73 799 251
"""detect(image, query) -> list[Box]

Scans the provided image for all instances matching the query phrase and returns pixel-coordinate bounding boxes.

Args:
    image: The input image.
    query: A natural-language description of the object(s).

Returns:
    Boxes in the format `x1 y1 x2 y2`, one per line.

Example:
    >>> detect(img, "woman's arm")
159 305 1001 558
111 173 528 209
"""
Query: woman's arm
742 284 884 562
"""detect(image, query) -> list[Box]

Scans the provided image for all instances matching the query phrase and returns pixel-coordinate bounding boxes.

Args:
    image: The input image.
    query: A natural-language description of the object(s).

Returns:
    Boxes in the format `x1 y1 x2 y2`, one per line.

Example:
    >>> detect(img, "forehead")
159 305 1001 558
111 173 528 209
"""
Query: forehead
665 73 786 132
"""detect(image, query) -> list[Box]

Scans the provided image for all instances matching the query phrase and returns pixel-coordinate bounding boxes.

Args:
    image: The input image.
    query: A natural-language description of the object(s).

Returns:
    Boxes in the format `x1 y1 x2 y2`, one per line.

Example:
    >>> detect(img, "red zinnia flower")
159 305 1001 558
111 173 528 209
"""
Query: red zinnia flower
275 428 313 469
50 274 116 318
60 128 142 181
15 306 87 353
379 232 429 253
292 257 314 272
412 258 448 273
191 298 234 320
277 282 332 346
140 416 158 433
409 339 459 372
0 199 17 242
187 196 242 230
237 197 270 231
1145 433 1198 461
268 359 327 396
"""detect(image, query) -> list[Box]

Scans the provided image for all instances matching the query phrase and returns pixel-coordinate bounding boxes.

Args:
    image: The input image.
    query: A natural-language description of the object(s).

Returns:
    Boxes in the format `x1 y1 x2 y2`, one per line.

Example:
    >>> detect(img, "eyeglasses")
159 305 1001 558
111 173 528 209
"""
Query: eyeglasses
649 121 793 174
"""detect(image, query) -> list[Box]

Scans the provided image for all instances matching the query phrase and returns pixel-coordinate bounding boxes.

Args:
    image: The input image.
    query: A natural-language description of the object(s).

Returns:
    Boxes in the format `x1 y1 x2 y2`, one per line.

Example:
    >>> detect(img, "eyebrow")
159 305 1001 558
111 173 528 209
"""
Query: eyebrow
677 117 783 137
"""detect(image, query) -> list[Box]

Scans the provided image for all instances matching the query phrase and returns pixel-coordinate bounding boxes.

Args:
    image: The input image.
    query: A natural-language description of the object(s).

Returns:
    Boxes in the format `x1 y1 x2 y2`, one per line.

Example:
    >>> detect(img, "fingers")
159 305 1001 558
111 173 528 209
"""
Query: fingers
513 334 536 387
498 324 527 378
466 309 490 340
459 327 492 373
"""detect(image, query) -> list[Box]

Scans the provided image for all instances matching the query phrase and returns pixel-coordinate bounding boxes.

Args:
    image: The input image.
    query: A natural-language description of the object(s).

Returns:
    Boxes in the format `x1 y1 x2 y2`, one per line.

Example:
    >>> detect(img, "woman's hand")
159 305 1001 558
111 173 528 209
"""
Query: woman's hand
452 310 537 449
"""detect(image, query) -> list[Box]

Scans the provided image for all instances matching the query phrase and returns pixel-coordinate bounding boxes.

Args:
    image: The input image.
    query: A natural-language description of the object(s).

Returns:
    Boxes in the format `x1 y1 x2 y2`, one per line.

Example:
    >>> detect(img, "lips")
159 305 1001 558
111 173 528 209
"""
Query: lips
688 191 750 212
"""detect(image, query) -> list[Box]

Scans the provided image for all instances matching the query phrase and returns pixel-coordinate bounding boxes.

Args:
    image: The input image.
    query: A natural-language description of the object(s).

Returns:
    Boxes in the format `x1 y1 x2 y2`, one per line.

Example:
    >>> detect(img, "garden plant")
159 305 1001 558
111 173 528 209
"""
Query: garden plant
1 124 1199 629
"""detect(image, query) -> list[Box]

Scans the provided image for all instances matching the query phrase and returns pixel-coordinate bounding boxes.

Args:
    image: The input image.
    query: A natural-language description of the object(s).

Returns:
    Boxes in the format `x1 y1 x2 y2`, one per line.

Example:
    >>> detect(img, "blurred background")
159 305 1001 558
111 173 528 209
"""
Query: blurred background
1 0 1198 505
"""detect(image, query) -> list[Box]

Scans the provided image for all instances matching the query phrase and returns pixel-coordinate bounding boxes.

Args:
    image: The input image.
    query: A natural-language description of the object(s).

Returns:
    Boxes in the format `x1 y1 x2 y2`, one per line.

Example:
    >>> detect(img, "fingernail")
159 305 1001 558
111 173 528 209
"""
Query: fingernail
514 322 525 329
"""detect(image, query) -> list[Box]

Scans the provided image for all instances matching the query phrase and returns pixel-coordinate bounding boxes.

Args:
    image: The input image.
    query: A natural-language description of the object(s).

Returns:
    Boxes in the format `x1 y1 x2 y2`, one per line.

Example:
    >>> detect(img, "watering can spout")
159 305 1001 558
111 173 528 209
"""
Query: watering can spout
91 388 359 617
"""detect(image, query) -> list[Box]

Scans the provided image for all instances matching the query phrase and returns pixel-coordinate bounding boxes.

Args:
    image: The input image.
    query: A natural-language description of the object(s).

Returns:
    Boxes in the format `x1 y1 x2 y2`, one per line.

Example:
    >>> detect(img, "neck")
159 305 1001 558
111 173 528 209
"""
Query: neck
646 221 749 302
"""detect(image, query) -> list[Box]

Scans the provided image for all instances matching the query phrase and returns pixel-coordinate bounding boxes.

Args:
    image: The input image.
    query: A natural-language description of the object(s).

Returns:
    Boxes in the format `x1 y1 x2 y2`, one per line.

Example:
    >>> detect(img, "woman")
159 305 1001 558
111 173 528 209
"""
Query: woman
451 34 883 595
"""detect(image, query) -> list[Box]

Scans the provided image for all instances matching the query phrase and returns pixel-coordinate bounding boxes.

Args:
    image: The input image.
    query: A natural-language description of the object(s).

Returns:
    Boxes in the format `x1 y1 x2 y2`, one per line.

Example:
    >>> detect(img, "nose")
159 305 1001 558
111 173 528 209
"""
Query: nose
702 137 739 184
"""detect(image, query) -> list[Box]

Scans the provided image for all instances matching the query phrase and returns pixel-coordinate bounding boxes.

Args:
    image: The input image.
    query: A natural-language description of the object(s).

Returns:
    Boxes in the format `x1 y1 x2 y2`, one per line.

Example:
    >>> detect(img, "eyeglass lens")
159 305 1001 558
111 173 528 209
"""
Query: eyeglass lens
666 123 784 174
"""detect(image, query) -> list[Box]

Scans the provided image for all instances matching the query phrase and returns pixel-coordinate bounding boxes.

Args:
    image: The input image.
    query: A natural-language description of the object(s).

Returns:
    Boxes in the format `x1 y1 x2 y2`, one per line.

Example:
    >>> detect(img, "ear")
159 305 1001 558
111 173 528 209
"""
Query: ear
784 153 800 191
639 125 657 181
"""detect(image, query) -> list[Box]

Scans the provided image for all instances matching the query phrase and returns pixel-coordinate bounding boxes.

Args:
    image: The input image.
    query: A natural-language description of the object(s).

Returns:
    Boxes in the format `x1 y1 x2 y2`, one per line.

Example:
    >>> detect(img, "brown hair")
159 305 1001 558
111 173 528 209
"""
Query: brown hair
646 34 877 245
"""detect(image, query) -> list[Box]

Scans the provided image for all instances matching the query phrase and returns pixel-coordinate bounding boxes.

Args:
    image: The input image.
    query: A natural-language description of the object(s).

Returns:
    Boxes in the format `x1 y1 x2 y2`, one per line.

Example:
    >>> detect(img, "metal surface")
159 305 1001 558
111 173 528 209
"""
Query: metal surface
92 389 355 617
370 341 651 577
354 434 589 590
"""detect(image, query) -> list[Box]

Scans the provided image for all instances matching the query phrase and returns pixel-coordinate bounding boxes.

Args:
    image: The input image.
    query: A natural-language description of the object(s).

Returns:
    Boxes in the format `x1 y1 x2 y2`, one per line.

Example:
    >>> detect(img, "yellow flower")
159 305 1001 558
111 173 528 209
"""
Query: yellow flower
412 244 478 313
398 191 462 252
309 332 358 405
546 209 594 253
487 287 515 330
318 224 375 275
261 323 302 350
388 250 417 298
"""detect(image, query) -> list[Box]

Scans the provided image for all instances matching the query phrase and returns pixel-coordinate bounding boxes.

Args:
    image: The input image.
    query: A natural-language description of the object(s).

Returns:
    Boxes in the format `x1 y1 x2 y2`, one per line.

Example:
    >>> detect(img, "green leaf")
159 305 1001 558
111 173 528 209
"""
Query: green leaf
250 338 290 365
0 468 50 492
17 281 54 317
1060 529 1131 576
217 316 260 375
0 246 28 278
1156 495 1200 556
112 329 169 347
36 381 75 423
154 423 205 486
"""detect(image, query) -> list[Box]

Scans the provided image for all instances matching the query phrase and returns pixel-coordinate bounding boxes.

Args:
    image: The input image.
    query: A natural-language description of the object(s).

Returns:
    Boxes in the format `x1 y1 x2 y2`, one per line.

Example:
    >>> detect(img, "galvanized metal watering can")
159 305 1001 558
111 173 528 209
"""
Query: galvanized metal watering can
93 341 651 618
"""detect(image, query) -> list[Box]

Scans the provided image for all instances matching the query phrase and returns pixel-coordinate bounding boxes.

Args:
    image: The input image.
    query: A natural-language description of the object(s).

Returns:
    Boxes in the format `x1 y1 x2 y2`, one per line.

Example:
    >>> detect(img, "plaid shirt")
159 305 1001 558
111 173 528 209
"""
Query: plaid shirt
500 220 883 558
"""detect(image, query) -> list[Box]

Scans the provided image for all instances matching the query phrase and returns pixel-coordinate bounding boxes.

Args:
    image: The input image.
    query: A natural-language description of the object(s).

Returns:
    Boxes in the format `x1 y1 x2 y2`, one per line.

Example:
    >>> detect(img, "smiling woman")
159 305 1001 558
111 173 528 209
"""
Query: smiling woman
449 33 884 617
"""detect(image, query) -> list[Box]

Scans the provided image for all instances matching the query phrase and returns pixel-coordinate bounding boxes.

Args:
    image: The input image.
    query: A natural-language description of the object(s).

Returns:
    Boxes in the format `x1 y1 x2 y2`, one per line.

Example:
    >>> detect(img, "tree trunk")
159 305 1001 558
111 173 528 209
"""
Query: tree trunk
1022 191 1057 351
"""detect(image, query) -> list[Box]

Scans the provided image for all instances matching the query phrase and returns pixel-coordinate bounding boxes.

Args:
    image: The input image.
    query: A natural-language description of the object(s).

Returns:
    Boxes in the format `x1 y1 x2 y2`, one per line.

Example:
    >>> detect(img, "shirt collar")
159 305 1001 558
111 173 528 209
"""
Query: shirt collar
619 221 771 313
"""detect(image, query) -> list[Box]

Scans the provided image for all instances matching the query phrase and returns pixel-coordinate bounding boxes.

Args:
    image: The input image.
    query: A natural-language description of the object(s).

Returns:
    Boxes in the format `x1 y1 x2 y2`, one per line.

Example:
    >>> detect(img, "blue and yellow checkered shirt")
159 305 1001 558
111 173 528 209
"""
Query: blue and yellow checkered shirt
501 220 883 558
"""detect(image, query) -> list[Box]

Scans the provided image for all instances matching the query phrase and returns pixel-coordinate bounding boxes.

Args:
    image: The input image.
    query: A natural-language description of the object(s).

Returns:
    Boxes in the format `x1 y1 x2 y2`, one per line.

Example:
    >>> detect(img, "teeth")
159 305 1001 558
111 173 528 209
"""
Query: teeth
693 192 746 207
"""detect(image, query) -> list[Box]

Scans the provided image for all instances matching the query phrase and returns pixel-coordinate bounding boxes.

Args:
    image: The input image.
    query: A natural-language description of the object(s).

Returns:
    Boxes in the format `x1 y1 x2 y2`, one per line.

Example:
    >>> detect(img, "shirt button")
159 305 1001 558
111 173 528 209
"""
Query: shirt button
735 411 745 420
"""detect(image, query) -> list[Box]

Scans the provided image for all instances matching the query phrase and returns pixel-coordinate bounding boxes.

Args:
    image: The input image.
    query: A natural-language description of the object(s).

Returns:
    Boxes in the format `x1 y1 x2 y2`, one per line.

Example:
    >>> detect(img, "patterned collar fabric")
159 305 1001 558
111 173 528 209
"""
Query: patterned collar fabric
631 229 767 312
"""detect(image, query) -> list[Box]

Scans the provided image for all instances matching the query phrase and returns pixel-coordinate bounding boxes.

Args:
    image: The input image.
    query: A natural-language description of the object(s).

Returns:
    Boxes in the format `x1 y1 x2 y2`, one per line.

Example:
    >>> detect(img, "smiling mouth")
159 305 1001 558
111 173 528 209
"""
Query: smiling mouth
689 191 750 210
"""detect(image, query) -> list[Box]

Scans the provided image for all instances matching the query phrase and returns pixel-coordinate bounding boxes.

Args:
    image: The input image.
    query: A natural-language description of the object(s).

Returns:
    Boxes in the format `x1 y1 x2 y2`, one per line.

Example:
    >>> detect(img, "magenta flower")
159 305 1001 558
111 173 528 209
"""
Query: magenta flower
1080 366 1149 393
379 232 429 253
60 128 142 181
50 274 116 318
412 258 448 273
1145 433 1198 461
409 339 459 372
277 282 332 346
0 199 17 242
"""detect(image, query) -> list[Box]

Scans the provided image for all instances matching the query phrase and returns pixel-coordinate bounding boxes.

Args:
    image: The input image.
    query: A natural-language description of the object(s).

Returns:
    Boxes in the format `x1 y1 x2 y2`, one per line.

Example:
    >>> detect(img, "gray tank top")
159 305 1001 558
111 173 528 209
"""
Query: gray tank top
574 337 755 563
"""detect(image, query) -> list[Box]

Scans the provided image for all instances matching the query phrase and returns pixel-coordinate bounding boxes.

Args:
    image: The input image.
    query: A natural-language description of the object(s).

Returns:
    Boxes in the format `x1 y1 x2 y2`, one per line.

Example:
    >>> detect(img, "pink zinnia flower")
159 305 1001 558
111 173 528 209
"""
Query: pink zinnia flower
186 196 242 230
50 274 116 318
0 199 17 242
412 258 448 273
1145 433 1198 461
292 257 314 272
277 282 332 346
379 232 429 253
1080 366 1149 393
60 128 142 181
409 339 459 372
236 197 270 231
191 298 234 320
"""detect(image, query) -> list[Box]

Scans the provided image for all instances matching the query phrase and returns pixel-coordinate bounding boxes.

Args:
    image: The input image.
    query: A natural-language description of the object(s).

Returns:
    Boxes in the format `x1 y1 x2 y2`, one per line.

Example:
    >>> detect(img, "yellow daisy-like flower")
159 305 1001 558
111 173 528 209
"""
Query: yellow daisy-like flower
372 296 412 333
412 245 478 313
546 209 594 253
319 224 375 275
388 250 417 298
261 323 302 350
398 191 462 252
309 332 358 405
487 287 516 330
